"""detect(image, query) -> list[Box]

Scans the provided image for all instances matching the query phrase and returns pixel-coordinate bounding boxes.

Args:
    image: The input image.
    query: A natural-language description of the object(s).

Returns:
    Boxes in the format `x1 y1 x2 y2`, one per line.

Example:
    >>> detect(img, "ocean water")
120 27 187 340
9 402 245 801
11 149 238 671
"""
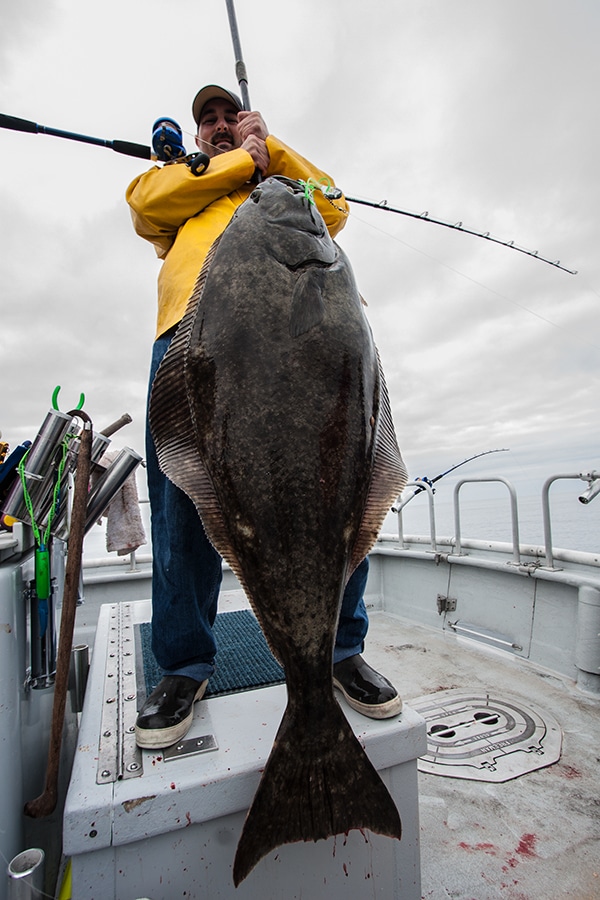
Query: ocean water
385 484 600 555
83 479 600 560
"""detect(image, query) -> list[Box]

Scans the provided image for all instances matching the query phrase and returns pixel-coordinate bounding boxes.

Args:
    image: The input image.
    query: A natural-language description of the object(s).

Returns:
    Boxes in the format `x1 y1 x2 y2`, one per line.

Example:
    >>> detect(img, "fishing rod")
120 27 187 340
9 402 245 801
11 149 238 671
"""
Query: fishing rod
0 108 576 274
400 448 511 501
225 0 251 111
223 0 265 187
343 196 577 275
218 0 575 276
0 112 152 160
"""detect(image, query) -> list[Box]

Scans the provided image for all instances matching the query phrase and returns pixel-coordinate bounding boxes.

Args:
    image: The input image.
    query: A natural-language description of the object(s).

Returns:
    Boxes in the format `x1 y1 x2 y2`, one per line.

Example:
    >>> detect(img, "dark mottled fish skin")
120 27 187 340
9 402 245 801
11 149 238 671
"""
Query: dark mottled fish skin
150 177 408 885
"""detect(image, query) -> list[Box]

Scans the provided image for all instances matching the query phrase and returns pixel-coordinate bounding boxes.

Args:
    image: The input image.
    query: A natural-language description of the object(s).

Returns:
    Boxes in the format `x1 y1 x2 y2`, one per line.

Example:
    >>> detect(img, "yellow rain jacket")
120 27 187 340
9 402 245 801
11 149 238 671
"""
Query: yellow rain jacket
126 135 349 339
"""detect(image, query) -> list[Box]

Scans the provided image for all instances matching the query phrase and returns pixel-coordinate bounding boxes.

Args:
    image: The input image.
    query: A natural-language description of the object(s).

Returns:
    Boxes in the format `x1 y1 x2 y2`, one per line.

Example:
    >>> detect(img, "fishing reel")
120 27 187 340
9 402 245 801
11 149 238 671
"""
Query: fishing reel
151 116 210 175
415 476 435 494
152 117 187 161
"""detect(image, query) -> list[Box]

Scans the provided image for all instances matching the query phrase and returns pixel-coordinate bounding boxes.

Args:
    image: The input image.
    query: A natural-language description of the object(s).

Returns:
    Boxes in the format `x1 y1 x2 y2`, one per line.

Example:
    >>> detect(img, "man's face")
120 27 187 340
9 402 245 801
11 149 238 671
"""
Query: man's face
196 98 241 158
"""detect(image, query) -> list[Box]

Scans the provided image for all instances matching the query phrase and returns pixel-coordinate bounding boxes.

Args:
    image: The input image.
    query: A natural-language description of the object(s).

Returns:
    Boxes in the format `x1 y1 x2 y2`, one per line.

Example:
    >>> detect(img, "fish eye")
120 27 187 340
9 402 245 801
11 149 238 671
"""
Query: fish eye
250 189 261 203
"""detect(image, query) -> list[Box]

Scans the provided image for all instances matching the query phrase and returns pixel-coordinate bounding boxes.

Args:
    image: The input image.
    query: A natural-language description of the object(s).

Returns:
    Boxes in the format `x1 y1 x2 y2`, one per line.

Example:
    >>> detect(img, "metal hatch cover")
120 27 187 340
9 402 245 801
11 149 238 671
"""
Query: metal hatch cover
409 689 562 782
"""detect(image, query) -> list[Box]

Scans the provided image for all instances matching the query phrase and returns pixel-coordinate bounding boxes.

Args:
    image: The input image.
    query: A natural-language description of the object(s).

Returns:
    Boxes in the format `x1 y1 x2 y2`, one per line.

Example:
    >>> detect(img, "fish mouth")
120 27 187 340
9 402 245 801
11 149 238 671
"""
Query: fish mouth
285 257 332 273
249 178 326 236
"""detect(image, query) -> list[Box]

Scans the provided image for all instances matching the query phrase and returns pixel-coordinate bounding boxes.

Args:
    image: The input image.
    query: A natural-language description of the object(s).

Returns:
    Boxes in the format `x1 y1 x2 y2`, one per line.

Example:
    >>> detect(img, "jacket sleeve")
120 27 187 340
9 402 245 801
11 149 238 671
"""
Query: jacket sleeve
126 135 349 258
265 135 349 238
125 148 256 258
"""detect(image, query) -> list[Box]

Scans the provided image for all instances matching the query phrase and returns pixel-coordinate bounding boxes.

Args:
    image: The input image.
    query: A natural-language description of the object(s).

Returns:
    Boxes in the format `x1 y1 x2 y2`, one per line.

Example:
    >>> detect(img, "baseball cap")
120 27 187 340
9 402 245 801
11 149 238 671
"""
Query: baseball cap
192 85 243 126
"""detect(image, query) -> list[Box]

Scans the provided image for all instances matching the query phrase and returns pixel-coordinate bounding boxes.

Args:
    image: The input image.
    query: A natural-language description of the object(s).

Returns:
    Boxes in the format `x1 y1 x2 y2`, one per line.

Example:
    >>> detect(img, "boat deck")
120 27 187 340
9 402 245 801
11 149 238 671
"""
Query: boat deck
364 610 600 900
72 545 600 900
72 581 600 900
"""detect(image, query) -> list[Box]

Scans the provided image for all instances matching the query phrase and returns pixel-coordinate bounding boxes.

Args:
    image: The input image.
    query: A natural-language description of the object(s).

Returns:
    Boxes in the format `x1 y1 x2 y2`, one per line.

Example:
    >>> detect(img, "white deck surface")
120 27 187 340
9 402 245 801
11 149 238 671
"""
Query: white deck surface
363 611 600 900
68 581 600 898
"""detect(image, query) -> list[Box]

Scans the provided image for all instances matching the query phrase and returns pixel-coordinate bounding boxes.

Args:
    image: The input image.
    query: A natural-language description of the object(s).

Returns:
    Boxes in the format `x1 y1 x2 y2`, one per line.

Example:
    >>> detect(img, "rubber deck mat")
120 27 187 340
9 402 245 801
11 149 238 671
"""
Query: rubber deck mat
135 609 284 705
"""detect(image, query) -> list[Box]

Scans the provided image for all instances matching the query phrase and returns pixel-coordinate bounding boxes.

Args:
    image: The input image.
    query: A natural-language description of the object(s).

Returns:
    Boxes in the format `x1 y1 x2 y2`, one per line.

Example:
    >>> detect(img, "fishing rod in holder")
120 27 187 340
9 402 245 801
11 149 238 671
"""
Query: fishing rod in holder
392 448 510 510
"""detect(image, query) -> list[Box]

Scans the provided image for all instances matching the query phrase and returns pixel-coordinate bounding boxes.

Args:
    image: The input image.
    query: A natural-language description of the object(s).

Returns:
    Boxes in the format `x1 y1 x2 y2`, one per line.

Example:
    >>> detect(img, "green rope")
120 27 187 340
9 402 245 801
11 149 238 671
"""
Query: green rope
17 432 74 550
297 179 316 205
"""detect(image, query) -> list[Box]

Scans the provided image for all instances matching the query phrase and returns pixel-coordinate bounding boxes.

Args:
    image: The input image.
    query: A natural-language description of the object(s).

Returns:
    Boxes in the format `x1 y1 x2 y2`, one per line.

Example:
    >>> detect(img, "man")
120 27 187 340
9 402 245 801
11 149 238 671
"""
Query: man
127 85 401 750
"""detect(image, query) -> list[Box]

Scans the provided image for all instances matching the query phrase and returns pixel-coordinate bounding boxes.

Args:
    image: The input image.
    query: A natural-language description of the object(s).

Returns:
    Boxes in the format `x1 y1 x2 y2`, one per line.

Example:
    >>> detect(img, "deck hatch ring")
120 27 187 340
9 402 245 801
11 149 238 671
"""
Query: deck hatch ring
409 689 562 782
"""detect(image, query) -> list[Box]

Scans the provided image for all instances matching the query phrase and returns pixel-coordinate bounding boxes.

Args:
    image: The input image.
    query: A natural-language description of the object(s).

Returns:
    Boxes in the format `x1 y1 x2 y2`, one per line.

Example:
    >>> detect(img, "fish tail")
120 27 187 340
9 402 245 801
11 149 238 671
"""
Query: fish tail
233 698 401 885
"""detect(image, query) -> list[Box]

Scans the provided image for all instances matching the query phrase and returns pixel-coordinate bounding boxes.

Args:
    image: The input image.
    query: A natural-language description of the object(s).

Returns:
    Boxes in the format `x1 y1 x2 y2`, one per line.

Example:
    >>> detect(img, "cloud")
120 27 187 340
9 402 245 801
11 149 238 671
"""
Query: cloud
1 0 598 498
0 194 155 454
0 0 58 76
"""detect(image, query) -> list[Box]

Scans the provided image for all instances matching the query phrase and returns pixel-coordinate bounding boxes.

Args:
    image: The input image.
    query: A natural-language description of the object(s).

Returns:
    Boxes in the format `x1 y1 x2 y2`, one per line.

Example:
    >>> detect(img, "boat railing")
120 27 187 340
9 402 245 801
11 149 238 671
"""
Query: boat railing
79 473 600 576
82 549 153 573
393 481 438 552
393 476 521 561
542 471 599 568
393 471 600 569
454 477 521 563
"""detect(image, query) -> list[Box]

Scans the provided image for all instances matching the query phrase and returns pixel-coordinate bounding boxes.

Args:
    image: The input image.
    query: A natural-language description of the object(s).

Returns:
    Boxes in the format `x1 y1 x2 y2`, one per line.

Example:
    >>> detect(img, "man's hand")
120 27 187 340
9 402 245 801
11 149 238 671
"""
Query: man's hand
238 110 269 141
238 110 270 175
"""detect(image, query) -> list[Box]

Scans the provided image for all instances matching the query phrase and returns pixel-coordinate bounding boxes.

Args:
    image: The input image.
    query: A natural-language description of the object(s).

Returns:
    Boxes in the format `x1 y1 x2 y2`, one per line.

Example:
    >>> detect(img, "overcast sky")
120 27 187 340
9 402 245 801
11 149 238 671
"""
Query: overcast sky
1 0 598 513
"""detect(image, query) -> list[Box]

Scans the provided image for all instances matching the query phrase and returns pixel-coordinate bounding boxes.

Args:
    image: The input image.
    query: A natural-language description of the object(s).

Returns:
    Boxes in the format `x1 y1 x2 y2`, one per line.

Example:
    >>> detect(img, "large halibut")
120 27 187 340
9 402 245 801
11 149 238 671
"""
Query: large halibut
150 176 408 884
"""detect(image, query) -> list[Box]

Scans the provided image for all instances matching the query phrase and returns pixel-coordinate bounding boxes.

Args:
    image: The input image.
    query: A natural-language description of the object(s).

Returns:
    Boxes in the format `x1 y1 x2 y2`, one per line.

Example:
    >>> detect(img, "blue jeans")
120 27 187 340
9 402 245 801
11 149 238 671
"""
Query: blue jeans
146 330 369 682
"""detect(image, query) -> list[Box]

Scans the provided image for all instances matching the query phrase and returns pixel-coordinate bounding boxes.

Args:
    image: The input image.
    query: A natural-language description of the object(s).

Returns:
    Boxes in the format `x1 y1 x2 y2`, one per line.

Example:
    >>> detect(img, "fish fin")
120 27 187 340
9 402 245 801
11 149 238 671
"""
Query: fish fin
151 236 260 602
233 698 401 885
150 236 225 523
289 267 326 337
350 348 407 573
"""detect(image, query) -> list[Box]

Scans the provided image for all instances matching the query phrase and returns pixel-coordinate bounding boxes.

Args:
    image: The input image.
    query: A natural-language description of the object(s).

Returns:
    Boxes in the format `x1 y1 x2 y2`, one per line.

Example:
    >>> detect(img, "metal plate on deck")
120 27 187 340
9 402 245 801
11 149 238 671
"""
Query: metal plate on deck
410 689 562 782
97 603 143 783
163 734 218 762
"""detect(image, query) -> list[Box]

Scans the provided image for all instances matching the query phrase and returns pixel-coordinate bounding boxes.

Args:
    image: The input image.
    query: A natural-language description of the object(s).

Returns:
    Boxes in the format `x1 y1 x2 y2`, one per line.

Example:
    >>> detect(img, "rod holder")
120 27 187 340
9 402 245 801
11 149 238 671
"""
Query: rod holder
70 643 90 713
82 447 143 536
1 410 73 523
47 429 115 539
7 848 45 900
27 581 56 689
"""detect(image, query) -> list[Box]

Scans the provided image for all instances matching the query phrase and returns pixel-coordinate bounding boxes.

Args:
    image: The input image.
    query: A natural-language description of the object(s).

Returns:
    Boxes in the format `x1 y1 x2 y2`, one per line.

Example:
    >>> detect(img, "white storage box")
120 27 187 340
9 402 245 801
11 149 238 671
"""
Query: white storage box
64 600 427 899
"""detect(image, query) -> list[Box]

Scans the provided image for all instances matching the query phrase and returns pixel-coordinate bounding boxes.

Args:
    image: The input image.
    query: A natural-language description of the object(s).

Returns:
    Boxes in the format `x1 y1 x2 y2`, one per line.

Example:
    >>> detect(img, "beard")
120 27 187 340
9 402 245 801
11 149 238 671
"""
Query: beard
211 131 236 152
196 129 239 158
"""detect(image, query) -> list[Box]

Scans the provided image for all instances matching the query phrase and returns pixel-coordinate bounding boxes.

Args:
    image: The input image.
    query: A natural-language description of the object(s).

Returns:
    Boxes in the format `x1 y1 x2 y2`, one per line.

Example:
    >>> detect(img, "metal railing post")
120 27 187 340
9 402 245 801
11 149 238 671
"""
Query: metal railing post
453 477 521 563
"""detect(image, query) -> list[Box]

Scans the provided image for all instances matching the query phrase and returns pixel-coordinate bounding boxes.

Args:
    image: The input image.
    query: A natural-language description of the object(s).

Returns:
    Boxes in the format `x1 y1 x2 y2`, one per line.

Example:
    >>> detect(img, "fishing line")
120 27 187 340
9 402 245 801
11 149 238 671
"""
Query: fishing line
181 128 238 158
349 208 600 353
1 111 579 278
182 129 580 280
345 196 576 275
174 134 598 351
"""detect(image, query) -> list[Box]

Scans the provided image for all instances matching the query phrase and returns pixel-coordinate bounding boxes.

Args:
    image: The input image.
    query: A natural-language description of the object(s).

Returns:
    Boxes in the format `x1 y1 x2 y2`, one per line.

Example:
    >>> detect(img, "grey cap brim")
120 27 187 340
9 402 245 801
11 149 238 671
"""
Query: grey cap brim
192 85 243 126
